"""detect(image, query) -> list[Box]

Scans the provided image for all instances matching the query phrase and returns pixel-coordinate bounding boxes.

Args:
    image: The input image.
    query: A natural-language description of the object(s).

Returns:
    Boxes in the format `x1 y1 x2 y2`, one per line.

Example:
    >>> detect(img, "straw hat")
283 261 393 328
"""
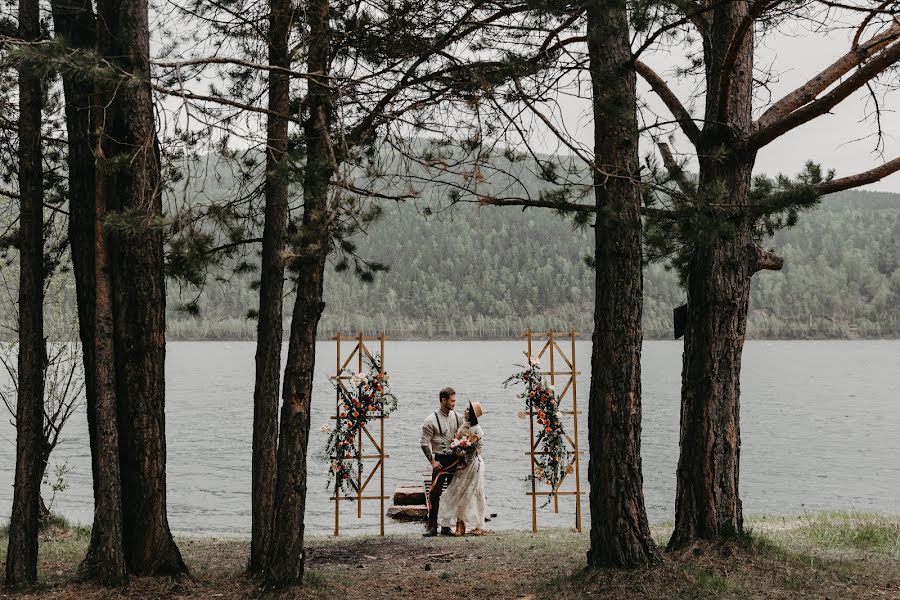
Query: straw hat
469 401 484 418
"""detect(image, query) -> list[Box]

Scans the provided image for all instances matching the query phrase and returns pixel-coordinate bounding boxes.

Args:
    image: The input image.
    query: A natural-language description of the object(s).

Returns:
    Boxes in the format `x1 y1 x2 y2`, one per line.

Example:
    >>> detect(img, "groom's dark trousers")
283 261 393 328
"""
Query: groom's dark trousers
428 454 457 529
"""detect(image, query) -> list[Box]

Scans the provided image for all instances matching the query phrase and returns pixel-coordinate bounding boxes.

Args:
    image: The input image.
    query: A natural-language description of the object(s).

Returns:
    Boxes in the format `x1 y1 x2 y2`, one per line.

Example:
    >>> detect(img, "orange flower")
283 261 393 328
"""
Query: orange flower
545 426 552 433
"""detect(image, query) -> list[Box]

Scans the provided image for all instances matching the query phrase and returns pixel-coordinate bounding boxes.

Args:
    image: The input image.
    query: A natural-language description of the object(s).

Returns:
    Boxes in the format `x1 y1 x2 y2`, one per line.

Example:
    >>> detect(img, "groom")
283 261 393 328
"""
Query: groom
420 386 461 537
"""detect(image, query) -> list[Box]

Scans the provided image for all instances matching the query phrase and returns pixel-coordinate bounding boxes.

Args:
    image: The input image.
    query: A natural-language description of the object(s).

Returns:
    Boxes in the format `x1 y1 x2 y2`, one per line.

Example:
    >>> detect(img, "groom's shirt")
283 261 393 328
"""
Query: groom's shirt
421 410 461 456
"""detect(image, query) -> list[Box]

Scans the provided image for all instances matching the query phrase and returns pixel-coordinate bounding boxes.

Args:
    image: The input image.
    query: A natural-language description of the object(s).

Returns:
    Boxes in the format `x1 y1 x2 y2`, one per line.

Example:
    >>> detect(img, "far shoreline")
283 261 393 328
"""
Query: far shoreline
163 335 900 342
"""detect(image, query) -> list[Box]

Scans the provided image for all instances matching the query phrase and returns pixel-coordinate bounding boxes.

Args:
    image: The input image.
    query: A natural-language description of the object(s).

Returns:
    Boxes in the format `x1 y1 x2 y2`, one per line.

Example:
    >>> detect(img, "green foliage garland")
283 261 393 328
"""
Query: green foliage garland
323 355 397 495
505 353 573 502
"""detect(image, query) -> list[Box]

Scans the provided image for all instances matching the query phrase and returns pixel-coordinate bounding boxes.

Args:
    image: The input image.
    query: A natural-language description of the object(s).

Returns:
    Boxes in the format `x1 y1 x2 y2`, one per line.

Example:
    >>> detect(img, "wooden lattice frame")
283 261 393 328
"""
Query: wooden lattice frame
331 333 389 536
525 329 583 532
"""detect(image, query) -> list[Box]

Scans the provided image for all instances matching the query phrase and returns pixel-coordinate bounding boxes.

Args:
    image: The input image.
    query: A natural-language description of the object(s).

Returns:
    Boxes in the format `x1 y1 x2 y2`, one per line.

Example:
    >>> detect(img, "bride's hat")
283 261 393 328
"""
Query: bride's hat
469 401 484 418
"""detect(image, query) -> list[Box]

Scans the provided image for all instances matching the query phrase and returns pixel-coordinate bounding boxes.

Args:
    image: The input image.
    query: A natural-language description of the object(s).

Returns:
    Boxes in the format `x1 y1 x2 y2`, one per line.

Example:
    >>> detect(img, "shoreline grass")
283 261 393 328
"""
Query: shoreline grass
1 511 898 598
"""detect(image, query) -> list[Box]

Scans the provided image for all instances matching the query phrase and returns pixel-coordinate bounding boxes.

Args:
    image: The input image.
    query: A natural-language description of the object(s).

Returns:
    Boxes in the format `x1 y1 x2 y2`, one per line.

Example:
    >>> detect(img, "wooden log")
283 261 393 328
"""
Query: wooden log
387 505 428 521
393 484 426 506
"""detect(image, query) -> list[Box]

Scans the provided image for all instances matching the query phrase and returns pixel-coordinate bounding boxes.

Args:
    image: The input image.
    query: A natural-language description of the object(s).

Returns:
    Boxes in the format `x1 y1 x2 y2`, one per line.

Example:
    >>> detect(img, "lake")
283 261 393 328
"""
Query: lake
1 340 898 537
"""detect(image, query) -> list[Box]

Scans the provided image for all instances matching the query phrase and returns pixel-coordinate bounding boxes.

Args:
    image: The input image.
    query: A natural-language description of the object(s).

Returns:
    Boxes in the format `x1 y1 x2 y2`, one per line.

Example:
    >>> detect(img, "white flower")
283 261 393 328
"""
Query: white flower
528 355 539 367
319 424 332 433
331 461 341 473
548 385 555 393
350 374 362 387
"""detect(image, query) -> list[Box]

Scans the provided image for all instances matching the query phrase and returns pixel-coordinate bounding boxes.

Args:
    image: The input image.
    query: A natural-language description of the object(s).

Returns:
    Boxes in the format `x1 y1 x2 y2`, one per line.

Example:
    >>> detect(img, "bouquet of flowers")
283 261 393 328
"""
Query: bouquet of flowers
504 353 574 501
323 355 397 495
443 432 482 468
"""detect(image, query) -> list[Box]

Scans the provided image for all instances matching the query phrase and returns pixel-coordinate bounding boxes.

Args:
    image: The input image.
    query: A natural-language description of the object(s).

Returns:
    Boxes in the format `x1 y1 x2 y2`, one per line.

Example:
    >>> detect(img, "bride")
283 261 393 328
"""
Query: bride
437 401 486 536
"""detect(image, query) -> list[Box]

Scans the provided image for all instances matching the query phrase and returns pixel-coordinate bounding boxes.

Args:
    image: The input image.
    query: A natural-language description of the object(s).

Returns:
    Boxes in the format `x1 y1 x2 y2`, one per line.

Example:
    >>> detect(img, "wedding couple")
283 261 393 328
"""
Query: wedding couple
419 387 486 537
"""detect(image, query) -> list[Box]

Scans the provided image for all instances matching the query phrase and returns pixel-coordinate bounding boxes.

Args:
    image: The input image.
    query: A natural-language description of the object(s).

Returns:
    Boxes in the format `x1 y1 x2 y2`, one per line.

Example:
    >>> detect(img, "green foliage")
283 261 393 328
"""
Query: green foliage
165 188 900 340
796 511 900 553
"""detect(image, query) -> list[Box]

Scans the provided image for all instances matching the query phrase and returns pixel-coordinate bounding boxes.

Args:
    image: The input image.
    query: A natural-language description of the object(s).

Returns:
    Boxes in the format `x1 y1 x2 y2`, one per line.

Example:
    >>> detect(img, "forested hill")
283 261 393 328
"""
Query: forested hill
167 188 900 340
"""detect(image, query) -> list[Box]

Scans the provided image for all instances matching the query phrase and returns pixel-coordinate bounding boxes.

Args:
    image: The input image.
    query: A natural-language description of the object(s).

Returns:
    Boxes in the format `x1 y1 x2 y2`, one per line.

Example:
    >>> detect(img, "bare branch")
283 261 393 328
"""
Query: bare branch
717 0 785 123
751 244 784 273
749 34 900 149
755 23 900 131
152 57 321 79
151 84 303 124
635 60 702 147
657 141 696 198
816 156 900 195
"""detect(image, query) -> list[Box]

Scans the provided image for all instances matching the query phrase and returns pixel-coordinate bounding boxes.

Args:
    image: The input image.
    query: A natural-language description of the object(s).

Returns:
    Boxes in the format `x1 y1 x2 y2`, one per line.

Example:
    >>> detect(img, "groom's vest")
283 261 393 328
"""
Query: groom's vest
421 410 461 456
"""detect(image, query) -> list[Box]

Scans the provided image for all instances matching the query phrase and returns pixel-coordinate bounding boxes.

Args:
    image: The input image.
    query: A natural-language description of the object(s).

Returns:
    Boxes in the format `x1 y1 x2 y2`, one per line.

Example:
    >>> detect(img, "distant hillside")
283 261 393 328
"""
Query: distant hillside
167 188 900 340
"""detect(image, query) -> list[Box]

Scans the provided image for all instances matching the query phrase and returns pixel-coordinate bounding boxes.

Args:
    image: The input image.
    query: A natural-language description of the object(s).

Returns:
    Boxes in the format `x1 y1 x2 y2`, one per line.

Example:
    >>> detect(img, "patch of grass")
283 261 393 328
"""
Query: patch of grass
682 565 746 598
793 511 900 554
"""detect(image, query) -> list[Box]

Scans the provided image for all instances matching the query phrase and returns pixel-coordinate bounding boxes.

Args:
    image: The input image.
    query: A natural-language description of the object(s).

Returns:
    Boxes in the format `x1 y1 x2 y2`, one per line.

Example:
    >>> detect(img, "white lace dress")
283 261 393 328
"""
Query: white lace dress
437 423 486 528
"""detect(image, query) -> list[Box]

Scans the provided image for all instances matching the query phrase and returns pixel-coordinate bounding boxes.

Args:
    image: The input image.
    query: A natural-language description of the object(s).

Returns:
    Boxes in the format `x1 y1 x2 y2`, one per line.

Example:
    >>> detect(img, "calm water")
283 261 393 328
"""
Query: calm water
1 340 898 537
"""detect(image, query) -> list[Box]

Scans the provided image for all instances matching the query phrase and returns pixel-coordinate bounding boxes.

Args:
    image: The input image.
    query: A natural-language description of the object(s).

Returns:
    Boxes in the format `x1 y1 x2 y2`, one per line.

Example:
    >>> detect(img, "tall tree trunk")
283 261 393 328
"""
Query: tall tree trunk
669 1 757 549
264 0 331 585
583 0 661 568
249 0 292 575
95 0 187 574
4 0 45 586
50 0 128 585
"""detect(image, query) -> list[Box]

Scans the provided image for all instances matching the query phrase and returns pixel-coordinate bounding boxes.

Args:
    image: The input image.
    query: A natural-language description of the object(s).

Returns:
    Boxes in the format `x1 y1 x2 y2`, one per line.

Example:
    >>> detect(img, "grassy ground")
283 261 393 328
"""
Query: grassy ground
1 512 898 598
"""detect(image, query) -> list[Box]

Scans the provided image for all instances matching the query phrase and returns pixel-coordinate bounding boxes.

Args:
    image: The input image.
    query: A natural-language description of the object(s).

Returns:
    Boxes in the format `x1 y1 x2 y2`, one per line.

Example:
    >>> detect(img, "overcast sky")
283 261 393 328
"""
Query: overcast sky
541 20 900 193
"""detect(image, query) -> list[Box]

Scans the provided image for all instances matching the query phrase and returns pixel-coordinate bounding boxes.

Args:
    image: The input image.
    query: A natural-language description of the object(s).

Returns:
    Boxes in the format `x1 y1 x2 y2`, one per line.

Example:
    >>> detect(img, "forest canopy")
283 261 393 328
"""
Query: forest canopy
159 187 899 340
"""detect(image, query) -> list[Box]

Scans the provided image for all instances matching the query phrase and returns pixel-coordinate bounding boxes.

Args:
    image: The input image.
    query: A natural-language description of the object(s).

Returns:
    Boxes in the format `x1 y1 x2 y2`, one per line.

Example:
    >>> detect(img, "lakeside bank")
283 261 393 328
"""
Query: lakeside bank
2 511 898 599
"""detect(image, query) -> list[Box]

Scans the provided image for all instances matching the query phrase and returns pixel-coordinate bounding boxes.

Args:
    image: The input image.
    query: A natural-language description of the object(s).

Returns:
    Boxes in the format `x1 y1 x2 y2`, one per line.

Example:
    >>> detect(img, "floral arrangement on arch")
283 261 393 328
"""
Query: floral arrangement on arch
504 353 573 499
321 355 396 495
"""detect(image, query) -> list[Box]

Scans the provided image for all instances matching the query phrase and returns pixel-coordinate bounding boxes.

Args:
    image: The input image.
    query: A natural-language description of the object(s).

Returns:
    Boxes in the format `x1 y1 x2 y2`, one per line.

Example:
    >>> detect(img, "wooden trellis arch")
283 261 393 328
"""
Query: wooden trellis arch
331 333 389 536
525 329 583 532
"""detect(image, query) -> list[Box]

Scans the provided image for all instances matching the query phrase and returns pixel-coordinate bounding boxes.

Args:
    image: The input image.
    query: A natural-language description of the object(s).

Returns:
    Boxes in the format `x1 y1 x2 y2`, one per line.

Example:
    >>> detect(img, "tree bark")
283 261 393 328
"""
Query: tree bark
249 0 292 575
95 0 186 575
583 0 660 568
264 0 331 585
50 0 129 585
669 1 757 550
4 0 45 586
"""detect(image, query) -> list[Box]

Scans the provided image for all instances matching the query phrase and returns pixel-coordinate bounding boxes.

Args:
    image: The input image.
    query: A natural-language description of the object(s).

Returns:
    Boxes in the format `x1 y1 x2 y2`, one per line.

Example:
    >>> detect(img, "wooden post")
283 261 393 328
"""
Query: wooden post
527 329 537 533
357 332 364 519
572 329 582 532
379 333 386 536
334 334 341 537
